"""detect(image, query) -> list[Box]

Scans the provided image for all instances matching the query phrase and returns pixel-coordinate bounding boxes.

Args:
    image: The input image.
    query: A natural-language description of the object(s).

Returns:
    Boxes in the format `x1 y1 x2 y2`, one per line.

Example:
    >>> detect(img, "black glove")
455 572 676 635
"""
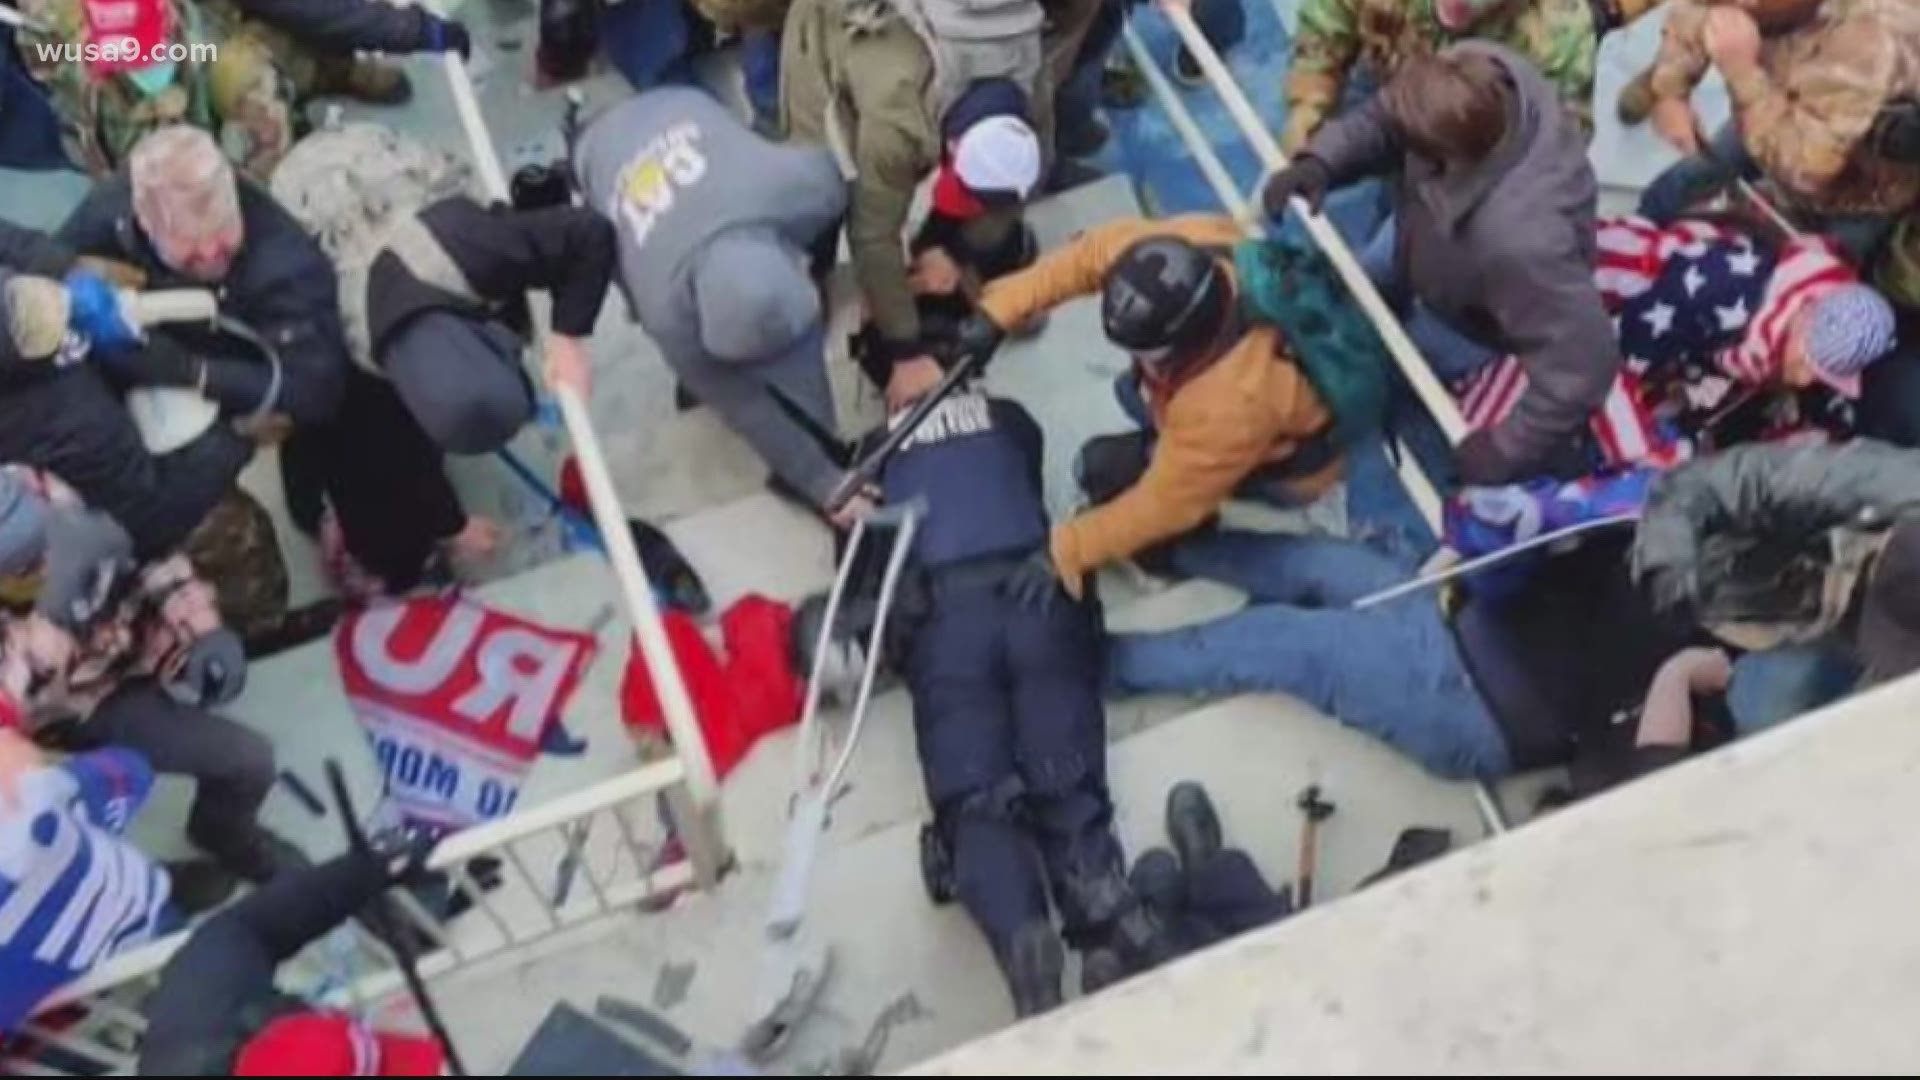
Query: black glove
91 333 204 390
1003 548 1064 614
953 313 1006 366
421 15 472 58
35 509 132 633
164 628 247 707
1261 157 1332 221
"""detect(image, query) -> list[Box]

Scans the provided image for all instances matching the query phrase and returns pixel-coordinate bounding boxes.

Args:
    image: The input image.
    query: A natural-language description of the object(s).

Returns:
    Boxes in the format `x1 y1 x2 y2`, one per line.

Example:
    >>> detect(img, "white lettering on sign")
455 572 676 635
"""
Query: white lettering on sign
351 602 483 694
454 627 582 743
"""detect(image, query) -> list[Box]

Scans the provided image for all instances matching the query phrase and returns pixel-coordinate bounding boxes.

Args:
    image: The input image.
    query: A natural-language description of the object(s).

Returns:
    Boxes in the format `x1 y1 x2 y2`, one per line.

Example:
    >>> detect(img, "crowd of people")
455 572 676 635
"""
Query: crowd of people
0 0 1917 1064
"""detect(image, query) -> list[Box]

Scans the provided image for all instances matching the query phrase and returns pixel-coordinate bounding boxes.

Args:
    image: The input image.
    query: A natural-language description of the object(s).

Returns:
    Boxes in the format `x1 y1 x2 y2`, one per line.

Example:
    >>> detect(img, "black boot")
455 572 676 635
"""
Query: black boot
1004 921 1066 1018
1128 847 1183 923
1166 781 1223 872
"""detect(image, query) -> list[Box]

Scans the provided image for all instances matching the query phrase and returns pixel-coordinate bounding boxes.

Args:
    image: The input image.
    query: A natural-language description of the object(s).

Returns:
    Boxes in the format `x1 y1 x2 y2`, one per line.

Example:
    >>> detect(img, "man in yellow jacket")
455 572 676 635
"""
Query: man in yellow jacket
930 216 1341 598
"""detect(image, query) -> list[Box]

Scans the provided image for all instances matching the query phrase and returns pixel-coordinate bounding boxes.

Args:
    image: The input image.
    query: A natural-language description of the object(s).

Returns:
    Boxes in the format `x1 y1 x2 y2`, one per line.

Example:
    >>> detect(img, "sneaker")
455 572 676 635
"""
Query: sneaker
1166 781 1223 872
1004 921 1066 1018
1172 48 1205 89
1617 68 1657 126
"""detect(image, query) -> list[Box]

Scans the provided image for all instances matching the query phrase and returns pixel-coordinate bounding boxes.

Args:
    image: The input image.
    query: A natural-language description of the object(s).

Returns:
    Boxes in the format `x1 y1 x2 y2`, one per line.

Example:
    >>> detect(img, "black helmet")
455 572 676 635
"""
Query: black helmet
1100 237 1233 373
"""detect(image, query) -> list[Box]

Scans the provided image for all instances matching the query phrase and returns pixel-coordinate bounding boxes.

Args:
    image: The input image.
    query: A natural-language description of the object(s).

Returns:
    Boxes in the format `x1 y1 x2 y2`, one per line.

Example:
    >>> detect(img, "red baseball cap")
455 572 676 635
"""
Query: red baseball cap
235 1012 445 1076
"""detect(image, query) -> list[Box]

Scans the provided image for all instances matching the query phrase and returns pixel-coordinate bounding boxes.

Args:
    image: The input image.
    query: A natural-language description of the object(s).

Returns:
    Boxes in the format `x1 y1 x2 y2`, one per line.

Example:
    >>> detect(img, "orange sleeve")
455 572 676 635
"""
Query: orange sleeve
977 215 1247 331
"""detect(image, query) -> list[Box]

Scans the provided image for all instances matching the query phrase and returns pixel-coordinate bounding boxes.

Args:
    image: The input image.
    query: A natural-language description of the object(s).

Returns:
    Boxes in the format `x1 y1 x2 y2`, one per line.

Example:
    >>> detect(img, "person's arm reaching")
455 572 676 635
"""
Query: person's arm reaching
1049 394 1278 596
1714 13 1896 201
139 851 395 1074
0 219 78 278
1459 239 1620 485
1644 0 1716 152
1282 0 1362 153
1298 92 1405 188
669 343 846 510
977 215 1241 332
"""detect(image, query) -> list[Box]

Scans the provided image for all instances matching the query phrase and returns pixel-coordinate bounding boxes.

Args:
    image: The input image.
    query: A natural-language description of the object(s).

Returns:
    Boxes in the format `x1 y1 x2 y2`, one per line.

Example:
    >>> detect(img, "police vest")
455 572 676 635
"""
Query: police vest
881 392 1047 568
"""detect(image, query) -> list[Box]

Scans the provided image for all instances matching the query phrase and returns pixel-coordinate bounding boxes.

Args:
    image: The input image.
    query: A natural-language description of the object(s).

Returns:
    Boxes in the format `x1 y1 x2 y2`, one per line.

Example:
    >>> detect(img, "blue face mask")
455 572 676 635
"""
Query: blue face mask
125 60 179 98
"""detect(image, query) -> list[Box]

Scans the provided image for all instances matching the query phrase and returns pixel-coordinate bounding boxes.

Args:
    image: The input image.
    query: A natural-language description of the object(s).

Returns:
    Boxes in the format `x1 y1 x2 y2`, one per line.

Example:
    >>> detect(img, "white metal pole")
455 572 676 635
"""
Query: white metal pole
1159 2 1471 446
436 50 720 807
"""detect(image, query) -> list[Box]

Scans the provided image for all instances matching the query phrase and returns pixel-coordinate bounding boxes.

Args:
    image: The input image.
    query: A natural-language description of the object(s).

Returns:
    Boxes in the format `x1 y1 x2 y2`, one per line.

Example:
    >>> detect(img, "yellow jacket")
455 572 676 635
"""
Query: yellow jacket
978 215 1340 595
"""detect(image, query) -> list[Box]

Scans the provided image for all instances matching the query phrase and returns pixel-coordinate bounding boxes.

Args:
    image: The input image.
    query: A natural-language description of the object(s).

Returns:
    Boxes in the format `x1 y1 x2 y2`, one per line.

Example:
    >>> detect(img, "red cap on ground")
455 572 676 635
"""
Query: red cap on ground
235 1012 445 1076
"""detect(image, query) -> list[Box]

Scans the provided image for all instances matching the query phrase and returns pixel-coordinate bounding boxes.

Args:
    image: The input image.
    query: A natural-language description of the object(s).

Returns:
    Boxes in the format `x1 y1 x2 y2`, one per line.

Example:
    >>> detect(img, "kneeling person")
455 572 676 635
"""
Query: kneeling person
802 387 1162 1014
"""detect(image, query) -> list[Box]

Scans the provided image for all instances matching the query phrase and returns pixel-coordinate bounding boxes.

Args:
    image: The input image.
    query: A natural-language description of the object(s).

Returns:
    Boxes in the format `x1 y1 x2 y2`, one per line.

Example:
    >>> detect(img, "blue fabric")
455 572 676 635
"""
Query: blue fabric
0 28 69 171
600 0 701 90
1618 234 1775 371
1639 123 1755 225
1055 0 1124 153
1727 642 1861 736
906 572 1121 952
882 393 1048 569
1107 531 1513 778
1186 0 1247 56
1 750 174 1031
741 29 781 128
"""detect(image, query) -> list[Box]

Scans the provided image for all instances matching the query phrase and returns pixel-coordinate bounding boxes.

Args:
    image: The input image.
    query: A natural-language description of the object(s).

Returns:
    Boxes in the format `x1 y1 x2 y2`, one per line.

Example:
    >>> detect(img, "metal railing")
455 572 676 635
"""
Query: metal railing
9 759 699 1075
1127 2 1508 831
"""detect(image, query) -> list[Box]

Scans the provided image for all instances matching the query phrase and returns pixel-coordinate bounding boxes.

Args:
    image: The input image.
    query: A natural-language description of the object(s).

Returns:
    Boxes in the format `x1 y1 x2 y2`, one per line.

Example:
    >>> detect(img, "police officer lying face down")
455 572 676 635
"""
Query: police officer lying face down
799 384 1167 1017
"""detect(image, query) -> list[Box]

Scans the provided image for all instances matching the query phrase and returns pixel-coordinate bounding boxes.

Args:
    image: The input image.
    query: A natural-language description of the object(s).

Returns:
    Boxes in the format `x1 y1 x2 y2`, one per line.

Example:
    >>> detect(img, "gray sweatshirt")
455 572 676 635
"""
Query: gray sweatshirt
576 88 849 506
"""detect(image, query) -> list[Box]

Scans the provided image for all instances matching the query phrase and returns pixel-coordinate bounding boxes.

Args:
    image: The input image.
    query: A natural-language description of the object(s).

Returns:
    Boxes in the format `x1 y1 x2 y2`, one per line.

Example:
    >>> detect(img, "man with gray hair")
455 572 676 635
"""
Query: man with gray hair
55 125 350 430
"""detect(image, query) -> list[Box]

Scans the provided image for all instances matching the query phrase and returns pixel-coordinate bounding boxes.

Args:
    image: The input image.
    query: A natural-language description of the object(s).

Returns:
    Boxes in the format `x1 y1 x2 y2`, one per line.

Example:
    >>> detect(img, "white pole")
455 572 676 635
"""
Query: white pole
436 50 721 807
1159 3 1471 446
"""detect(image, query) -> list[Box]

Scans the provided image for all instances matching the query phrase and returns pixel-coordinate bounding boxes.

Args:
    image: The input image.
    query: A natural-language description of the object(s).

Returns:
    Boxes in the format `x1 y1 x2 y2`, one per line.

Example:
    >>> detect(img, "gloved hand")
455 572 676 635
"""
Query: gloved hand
1003 548 1063 614
953 313 1006 365
35 509 133 633
1261 157 1332 221
90 331 205 389
420 15 472 58
64 270 142 352
164 628 247 707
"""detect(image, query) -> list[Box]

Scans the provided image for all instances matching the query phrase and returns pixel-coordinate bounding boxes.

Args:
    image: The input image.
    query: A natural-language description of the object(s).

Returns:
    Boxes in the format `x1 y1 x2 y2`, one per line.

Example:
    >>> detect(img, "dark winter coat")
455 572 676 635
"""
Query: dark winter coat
1304 41 1617 483
1633 439 1920 643
56 176 350 427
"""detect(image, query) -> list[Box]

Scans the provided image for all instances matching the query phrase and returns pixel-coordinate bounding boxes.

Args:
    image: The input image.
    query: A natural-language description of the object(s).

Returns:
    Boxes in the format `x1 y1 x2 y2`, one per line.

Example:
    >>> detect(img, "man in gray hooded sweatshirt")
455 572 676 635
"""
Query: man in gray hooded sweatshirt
574 87 861 523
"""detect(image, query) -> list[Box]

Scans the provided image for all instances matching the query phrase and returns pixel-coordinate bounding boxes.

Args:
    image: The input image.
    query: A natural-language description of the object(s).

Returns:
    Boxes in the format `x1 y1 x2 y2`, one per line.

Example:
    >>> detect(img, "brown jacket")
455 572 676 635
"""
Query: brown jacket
1647 0 1920 216
977 216 1340 594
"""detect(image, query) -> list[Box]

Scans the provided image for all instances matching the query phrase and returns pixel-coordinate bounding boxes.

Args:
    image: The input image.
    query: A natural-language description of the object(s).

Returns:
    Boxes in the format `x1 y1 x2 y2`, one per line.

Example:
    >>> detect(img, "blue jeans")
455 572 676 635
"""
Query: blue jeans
600 0 702 89
1727 642 1861 736
1106 531 1514 779
1056 0 1124 146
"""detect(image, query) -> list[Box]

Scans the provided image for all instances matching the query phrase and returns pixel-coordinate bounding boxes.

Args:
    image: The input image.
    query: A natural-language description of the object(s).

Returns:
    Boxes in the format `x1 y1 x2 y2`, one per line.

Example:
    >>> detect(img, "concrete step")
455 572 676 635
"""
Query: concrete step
426 691 1495 1074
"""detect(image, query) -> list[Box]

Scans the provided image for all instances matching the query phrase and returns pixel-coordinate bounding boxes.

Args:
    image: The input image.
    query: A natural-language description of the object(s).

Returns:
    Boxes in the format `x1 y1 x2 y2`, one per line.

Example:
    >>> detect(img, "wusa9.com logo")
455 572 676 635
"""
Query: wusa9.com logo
34 37 218 64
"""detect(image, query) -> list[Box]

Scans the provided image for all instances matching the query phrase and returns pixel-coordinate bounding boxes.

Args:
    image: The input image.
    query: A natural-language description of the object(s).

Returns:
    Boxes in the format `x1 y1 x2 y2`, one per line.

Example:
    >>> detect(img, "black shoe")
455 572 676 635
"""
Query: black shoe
1128 847 1183 922
1046 157 1108 195
674 382 702 412
1080 947 1126 996
164 859 240 916
1005 921 1066 1018
1166 781 1223 872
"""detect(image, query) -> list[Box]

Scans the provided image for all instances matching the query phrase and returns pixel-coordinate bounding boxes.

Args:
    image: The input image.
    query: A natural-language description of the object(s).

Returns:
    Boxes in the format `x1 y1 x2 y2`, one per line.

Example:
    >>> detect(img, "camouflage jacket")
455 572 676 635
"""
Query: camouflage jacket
1284 0 1599 151
1647 0 1920 216
0 466 227 730
19 0 294 179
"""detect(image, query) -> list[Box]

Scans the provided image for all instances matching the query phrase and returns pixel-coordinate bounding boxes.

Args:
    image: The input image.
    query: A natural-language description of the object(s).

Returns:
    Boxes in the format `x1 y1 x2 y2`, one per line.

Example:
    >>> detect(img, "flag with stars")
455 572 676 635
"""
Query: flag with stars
1616 232 1776 374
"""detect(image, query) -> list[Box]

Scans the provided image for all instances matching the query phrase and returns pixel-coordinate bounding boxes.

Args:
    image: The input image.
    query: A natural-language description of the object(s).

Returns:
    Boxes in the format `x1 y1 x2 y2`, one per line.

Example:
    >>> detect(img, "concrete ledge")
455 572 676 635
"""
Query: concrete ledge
914 675 1920 1074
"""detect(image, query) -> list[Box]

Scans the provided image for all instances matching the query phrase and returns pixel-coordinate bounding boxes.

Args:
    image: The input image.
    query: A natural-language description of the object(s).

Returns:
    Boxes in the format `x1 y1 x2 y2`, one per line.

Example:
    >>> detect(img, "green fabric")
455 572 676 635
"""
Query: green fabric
1231 233 1391 446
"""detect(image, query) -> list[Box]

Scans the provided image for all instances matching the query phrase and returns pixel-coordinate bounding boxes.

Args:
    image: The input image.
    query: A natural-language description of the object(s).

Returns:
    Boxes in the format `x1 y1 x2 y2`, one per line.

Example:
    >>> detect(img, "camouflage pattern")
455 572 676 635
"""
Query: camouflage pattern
1647 0 1920 216
1283 0 1602 152
18 0 300 180
180 486 290 649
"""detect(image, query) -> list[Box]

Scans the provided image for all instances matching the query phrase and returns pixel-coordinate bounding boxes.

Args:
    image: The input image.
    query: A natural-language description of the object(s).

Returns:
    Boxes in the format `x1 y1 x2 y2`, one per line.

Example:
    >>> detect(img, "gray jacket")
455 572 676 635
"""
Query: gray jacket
576 88 849 507
1305 42 1616 483
1632 440 1920 647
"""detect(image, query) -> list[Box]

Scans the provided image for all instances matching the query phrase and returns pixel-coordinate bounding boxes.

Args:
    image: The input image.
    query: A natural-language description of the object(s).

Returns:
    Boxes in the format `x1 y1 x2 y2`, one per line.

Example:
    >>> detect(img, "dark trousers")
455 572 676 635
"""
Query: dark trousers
1174 850 1289 949
905 562 1124 962
80 681 275 870
140 851 390 1075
